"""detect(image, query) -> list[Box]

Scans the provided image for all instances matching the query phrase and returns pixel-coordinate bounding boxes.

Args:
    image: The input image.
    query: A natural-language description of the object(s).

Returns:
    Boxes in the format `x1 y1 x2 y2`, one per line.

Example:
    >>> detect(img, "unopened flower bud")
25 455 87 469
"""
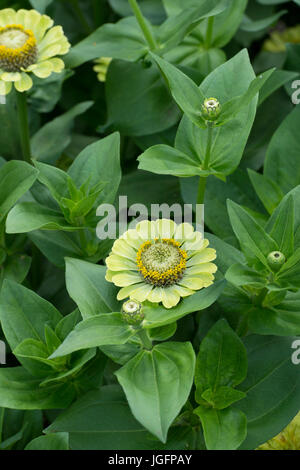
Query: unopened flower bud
267 251 286 271
201 97 221 121
121 299 144 326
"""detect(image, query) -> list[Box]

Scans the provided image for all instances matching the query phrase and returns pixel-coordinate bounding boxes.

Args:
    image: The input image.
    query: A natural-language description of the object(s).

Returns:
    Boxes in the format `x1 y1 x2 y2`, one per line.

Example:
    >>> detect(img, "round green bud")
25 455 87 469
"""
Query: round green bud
267 251 286 271
201 97 221 121
121 299 144 326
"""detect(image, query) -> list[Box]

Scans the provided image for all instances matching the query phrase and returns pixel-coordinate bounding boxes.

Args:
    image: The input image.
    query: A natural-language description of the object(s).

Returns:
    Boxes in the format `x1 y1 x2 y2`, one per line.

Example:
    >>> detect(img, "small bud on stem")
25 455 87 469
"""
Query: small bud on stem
267 251 286 272
121 299 144 326
201 97 221 121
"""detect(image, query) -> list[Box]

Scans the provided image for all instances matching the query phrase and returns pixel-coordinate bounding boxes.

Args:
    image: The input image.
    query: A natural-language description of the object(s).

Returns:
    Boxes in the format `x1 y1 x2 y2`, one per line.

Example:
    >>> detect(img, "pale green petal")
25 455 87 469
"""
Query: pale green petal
148 287 164 303
186 262 217 275
0 72 21 82
48 57 65 73
16 9 41 32
161 287 180 309
128 283 153 302
121 228 144 250
112 238 137 260
174 222 195 242
0 9 17 27
105 269 115 282
30 60 54 78
106 254 137 271
187 248 217 266
136 220 155 239
0 80 12 95
169 285 194 297
154 218 176 239
111 272 142 287
14 72 33 92
180 273 214 289
34 14 54 41
117 283 145 300
38 26 70 60
182 232 208 252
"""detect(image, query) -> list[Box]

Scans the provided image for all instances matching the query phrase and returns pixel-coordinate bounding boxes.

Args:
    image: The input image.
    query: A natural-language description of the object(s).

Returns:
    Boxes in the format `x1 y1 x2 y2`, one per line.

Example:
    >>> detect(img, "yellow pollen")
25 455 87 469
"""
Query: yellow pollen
0 24 37 72
136 238 187 287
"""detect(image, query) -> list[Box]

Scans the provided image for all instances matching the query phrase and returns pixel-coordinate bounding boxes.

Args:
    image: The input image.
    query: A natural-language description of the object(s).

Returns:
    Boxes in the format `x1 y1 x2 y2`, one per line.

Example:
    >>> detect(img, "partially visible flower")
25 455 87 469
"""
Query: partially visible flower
0 8 70 95
263 25 300 53
105 219 217 309
258 412 300 450
201 97 221 121
93 57 112 82
267 250 286 272
121 299 144 326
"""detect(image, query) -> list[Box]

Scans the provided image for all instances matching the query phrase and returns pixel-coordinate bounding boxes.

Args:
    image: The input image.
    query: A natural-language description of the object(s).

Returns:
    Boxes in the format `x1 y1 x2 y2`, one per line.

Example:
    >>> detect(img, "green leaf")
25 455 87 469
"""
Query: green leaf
258 70 299 105
143 280 226 328
68 132 121 205
240 10 287 33
149 52 206 129
46 385 191 450
194 405 247 450
227 199 278 268
65 258 120 318
237 334 300 450
266 195 294 258
28 0 53 12
105 60 181 136
6 202 80 233
116 342 195 442
0 254 31 291
49 313 134 358
0 161 38 222
195 319 247 403
0 367 75 410
66 17 147 68
248 168 283 215
201 386 246 410
31 102 93 164
264 105 300 194
225 263 266 289
25 432 69 450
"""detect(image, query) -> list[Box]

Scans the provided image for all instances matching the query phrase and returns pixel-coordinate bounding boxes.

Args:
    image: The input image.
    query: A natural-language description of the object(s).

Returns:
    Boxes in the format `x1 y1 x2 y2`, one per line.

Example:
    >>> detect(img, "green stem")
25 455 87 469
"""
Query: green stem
68 0 92 34
16 91 32 164
197 122 214 204
128 0 157 50
254 287 268 307
137 328 152 350
204 16 214 49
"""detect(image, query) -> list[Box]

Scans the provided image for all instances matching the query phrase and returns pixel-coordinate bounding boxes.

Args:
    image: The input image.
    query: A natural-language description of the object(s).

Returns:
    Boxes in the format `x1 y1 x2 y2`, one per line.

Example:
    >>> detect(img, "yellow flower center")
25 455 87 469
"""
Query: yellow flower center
136 238 187 287
0 24 37 72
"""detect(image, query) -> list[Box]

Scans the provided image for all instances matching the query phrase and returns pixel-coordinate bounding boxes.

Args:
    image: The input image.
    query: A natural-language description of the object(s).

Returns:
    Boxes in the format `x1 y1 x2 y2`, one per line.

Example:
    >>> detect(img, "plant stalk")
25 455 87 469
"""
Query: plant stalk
128 0 157 50
16 91 32 164
205 16 214 49
137 328 152 350
197 122 214 204
68 0 92 34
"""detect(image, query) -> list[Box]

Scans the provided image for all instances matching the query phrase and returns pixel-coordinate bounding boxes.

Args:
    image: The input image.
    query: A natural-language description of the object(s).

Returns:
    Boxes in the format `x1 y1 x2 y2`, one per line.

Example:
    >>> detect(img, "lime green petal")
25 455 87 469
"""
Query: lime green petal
174 222 195 242
1 72 21 82
121 229 144 250
105 269 114 282
112 238 137 260
128 283 153 302
148 287 164 303
106 254 137 271
186 262 217 275
154 218 177 239
187 248 217 266
161 288 180 309
179 277 205 290
111 272 142 287
117 283 145 300
14 72 33 92
16 9 40 32
30 61 54 78
48 57 65 73
0 80 12 95
183 234 208 252
170 285 194 297
0 9 17 27
38 26 70 60
34 15 54 41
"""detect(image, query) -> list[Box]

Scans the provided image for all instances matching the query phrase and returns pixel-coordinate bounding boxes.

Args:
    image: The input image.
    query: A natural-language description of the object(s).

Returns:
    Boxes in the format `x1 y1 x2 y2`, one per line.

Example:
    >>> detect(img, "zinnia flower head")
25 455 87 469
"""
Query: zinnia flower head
0 8 70 95
105 219 217 309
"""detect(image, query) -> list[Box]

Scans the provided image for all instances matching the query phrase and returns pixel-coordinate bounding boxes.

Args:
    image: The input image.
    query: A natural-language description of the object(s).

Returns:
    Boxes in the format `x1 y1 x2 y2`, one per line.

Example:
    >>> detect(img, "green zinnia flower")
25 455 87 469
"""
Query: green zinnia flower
105 219 217 309
93 57 112 82
0 8 70 95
